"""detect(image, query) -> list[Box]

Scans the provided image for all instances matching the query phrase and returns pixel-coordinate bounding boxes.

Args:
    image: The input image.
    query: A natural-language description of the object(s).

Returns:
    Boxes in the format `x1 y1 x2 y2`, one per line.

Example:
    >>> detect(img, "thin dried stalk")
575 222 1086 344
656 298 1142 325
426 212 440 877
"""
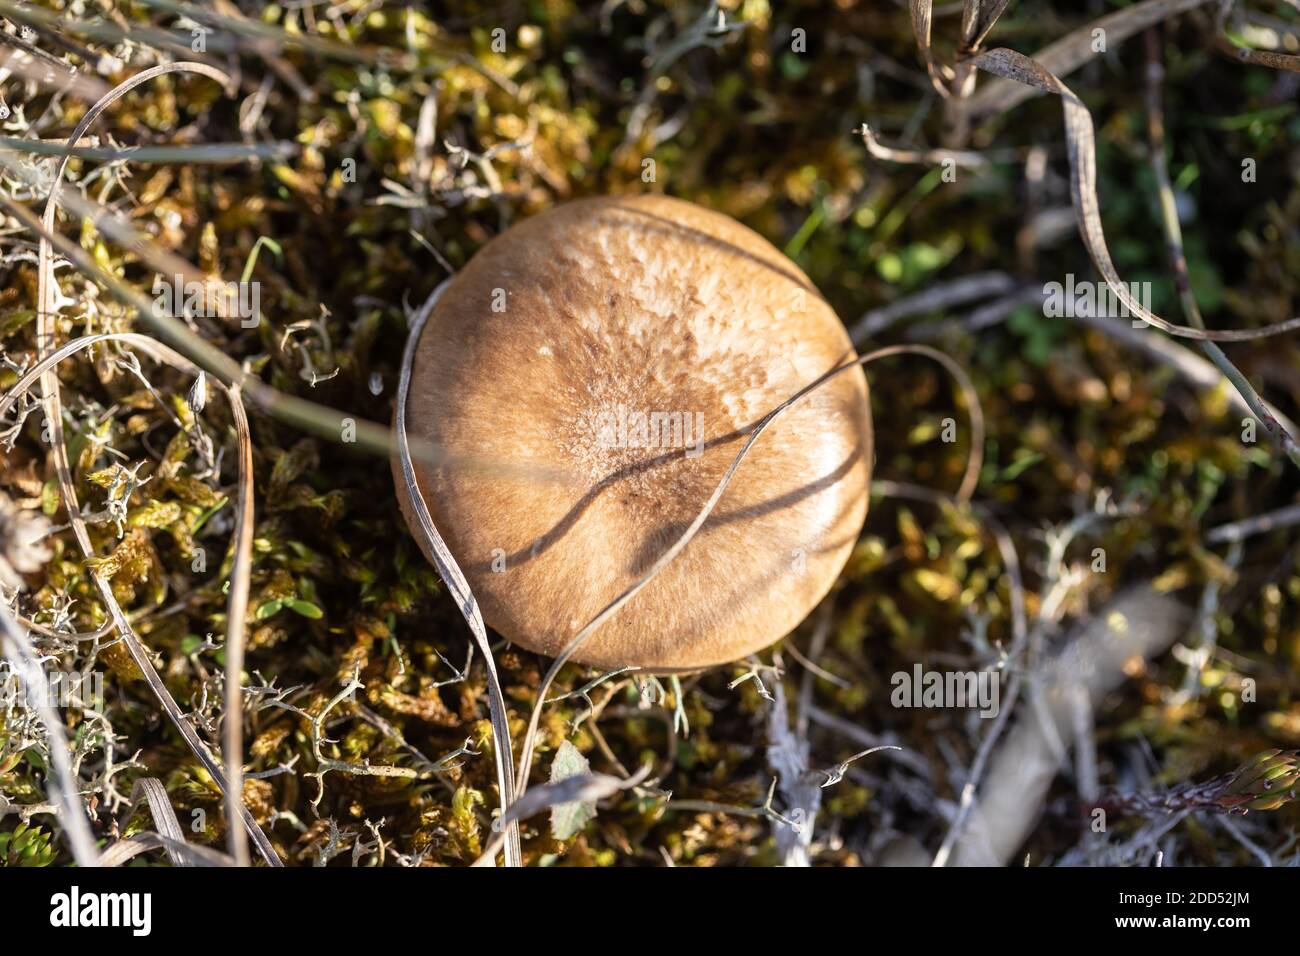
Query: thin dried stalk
0 39 109 101
1207 503 1300 544
1 331 280 866
28 60 267 868
222 386 255 865
909 0 954 96
851 271 1015 343
1143 31 1300 470
0 138 297 163
396 284 522 868
1212 34 1300 72
856 123 990 170
944 0 1012 144
133 0 424 70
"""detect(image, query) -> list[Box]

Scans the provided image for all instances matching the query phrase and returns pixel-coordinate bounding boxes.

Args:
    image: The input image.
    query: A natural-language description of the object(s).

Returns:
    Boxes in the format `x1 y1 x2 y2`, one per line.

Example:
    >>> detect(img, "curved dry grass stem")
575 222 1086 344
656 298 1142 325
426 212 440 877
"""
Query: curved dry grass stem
1142 33 1300 472
909 0 955 97
967 46 1300 342
4 331 281 866
31 61 266 867
396 285 523 868
511 343 985 805
222 386 256 866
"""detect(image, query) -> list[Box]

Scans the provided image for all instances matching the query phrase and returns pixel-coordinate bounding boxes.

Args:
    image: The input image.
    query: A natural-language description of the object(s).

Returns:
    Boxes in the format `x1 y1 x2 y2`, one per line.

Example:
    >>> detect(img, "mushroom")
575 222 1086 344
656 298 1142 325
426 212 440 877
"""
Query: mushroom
395 194 871 672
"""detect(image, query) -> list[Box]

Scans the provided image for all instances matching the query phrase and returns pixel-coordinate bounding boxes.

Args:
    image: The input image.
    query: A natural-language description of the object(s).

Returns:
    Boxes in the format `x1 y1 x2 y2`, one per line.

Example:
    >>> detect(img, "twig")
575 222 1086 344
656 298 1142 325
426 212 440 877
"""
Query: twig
851 271 1015 343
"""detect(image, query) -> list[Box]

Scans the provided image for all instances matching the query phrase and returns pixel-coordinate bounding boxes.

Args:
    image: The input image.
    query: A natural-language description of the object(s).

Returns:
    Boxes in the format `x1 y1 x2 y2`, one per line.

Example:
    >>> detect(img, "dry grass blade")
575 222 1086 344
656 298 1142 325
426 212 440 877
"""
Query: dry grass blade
511 343 985 803
396 284 522 868
968 46 1300 342
910 0 954 96
960 0 1013 52
963 0 1214 123
0 138 297 163
100 833 234 867
121 778 191 867
0 604 99 866
29 59 267 868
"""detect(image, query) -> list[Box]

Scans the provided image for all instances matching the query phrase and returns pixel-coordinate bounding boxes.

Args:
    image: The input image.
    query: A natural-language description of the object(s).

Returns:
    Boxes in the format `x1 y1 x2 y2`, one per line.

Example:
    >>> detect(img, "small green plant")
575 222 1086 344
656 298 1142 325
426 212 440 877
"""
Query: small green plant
0 822 58 867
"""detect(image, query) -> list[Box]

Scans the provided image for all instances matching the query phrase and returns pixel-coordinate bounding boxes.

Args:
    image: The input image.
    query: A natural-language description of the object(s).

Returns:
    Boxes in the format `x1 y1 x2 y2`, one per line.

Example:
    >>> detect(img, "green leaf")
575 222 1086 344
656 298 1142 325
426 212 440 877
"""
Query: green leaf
255 599 284 620
549 740 596 841
285 599 323 620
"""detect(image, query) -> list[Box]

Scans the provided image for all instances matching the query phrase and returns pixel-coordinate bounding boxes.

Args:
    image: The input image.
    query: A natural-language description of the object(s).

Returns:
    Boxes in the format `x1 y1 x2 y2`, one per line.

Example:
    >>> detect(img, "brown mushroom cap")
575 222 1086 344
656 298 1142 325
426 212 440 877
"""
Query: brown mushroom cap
395 194 871 671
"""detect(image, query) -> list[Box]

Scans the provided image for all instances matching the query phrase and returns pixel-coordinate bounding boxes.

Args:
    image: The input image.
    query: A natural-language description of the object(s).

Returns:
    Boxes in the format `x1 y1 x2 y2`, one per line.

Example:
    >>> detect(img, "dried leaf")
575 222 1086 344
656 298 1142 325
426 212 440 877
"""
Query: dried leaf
549 741 597 840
